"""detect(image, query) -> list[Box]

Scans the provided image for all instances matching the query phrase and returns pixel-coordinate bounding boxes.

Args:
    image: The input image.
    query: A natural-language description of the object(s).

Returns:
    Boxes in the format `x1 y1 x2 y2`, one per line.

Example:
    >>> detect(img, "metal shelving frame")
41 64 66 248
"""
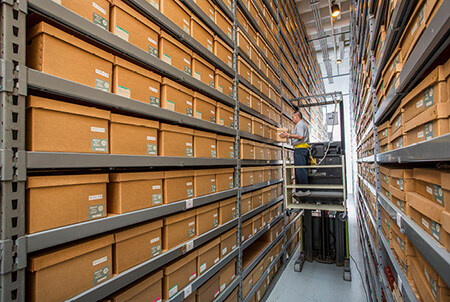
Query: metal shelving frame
351 1 450 301
0 0 327 300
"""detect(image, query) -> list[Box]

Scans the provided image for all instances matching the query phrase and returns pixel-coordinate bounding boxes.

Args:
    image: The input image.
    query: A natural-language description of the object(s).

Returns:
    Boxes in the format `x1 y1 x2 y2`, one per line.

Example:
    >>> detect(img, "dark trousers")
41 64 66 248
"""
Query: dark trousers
294 148 309 186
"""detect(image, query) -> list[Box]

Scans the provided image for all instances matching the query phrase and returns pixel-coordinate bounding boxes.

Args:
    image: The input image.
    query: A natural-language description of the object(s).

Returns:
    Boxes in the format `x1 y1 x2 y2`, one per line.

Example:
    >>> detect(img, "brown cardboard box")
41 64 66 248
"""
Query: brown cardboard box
57 0 110 30
110 271 163 302
389 168 414 199
263 167 272 182
216 69 234 98
253 214 263 234
240 111 253 133
220 197 237 224
160 0 191 34
242 219 253 242
240 139 255 159
26 174 108 234
254 143 265 160
390 184 409 215
236 8 248 33
197 274 221 301
241 167 255 187
27 22 114 92
238 56 252 82
110 0 160 57
237 28 251 57
194 168 217 196
220 228 237 257
250 92 261 113
113 220 162 273
262 187 271 204
192 53 215 88
197 238 221 275
113 56 161 105
110 113 159 155
161 77 194 116
214 36 233 68
196 202 219 235
253 168 263 183
413 168 450 210
382 50 403 93
163 251 197 300
261 79 269 97
239 84 251 107
219 258 236 292
241 192 253 214
378 120 391 149
217 135 235 158
252 117 264 137
243 274 253 298
217 103 235 128
215 7 233 39
191 16 214 53
391 135 405 150
163 209 196 249
26 96 110 153
159 123 194 157
443 210 450 252
108 171 164 213
28 234 113 302
163 170 194 203
247 22 257 43
389 106 403 143
262 209 271 228
251 70 262 91
216 168 235 191
193 91 217 122
193 0 215 21
262 122 270 139
194 130 217 158
390 221 415 266
159 31 192 74
250 44 259 67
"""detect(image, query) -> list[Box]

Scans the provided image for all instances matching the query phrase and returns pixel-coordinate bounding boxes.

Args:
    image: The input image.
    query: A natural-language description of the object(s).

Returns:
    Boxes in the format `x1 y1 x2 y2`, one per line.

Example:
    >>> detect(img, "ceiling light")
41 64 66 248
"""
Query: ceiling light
331 1 341 18
337 59 342 65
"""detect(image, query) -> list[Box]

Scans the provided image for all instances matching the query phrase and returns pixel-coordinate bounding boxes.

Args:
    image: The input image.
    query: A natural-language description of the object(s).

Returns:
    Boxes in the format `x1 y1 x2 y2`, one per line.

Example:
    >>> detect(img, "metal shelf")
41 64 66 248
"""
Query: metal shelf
260 261 288 302
66 218 238 301
239 131 281 146
24 188 238 253
27 0 235 106
242 196 284 223
241 179 283 194
211 0 233 20
240 159 283 166
213 276 240 302
378 193 450 287
238 75 282 113
358 173 377 197
285 215 303 248
357 185 376 230
358 201 377 258
239 103 280 127
261 0 278 24
376 133 450 163
369 0 386 50
357 155 375 163
360 225 382 302
241 214 284 251
374 0 450 124
28 70 236 136
27 152 238 169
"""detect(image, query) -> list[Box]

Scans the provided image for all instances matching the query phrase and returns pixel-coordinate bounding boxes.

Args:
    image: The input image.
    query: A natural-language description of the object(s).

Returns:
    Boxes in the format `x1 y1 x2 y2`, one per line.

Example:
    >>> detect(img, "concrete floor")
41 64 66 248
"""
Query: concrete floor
267 195 368 302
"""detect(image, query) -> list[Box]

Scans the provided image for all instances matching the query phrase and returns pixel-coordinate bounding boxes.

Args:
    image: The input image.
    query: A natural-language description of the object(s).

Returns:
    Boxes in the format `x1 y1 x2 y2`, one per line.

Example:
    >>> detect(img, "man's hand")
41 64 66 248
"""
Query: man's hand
279 132 289 138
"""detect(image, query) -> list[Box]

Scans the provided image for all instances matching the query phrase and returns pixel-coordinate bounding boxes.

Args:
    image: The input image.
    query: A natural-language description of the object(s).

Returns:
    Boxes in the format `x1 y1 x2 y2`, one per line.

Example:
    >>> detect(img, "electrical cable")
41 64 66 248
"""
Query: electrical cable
350 254 369 302
316 99 339 165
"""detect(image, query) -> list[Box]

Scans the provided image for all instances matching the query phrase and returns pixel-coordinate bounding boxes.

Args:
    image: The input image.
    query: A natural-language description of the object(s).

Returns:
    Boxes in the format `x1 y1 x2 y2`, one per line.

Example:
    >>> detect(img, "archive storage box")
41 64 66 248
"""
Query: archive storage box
237 28 251 57
163 210 196 249
241 192 253 214
163 170 194 203
241 167 255 187
240 111 253 133
159 123 194 157
253 214 262 234
193 92 216 122
197 238 220 276
215 7 233 39
159 32 192 74
194 0 215 21
110 0 160 57
252 117 264 137
163 251 198 300
191 16 214 53
216 70 234 97
194 169 217 196
26 174 108 233
112 57 161 105
238 56 252 82
109 271 163 302
113 220 162 273
217 135 235 158
27 234 113 302
413 168 449 210
216 168 234 191
27 22 113 91
192 53 215 88
214 36 233 68
219 197 237 224
160 0 191 34
26 96 110 153
216 103 235 128
390 219 415 271
240 139 255 159
108 171 164 213
56 0 111 30
220 227 237 257
389 107 405 150
194 130 217 157
219 258 236 292
161 77 194 116
109 114 159 155
239 85 251 107
377 120 391 152
242 219 253 241
196 202 219 235
197 274 220 301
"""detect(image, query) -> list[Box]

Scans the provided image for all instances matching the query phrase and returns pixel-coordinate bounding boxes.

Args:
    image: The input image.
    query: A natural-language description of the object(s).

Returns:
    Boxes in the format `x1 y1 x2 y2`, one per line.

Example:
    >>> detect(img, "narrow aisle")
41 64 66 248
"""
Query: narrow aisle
267 195 368 302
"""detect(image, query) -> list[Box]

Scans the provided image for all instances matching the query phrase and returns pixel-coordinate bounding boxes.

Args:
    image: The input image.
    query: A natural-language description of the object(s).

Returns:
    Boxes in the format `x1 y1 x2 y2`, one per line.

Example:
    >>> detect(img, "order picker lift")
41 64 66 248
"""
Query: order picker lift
283 92 351 281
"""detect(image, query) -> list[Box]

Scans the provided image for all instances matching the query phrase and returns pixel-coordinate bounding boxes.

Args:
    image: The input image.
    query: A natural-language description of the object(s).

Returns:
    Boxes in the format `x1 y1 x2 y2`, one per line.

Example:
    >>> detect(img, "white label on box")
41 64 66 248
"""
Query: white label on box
117 85 131 98
183 18 189 25
166 100 175 111
148 37 157 45
150 237 160 243
184 285 192 298
411 22 418 35
115 26 129 41
416 99 424 108
396 213 402 228
187 182 193 186
426 185 433 195
418 131 424 138
152 185 161 190
232 244 236 250
149 86 158 93
398 275 403 293
422 218 430 229
91 127 105 133
210 110 215 114
52 0 62 4
186 143 192 147
186 198 193 209
195 111 202 119
184 58 191 65
147 136 156 141
169 285 178 298
213 213 218 217
214 257 220 264
162 53 172 65
200 262 207 273
93 256 107 266
95 69 109 78
186 240 194 252
187 100 192 106
189 273 196 280
222 247 227 255
194 71 201 80
189 221 195 226
89 194 103 201
93 2 107 15
220 283 226 292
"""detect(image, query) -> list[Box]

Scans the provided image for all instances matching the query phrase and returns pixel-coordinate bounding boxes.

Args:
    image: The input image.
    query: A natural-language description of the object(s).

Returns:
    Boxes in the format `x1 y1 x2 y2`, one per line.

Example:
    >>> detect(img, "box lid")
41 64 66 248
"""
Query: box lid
160 31 192 55
262 187 270 192
194 129 217 139
215 69 232 83
442 210 450 234
241 193 252 200
27 96 110 121
242 219 252 227
191 15 214 35
196 202 219 215
110 113 159 129
163 209 196 225
379 166 390 176
216 168 234 174
27 173 109 189
240 111 252 119
164 169 194 179
164 250 198 275
214 36 232 52
159 123 194 135
193 92 216 106
217 135 235 142
192 53 215 70
219 197 236 207
413 168 446 186
217 103 234 113
161 77 193 95
407 192 443 223
238 56 251 68
241 167 259 172
111 270 163 301
109 171 164 183
251 191 262 197
377 120 391 132
220 227 236 241
251 116 263 124
27 22 114 61
390 168 413 179
240 139 255 145
197 274 219 295
404 103 449 132
28 234 114 272
111 0 161 33
194 169 217 176
252 215 262 223
114 220 163 243
113 56 161 82
197 237 220 256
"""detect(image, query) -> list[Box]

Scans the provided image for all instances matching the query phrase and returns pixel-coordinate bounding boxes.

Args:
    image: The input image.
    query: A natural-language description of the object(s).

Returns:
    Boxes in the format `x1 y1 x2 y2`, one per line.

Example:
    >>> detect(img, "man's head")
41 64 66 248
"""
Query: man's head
292 111 303 123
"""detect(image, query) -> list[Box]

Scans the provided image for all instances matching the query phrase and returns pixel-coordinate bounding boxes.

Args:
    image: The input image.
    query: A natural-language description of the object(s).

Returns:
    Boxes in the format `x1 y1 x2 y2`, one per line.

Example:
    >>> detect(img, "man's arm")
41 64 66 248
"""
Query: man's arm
279 132 303 140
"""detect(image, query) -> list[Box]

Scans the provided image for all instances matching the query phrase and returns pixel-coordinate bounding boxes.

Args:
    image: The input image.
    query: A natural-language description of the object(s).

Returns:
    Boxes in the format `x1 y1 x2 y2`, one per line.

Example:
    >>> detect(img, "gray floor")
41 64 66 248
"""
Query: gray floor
267 195 368 302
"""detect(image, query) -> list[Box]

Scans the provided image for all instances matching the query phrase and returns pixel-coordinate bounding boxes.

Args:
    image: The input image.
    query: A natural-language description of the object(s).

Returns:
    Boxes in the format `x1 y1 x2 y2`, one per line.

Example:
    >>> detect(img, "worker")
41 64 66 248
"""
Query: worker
279 111 310 197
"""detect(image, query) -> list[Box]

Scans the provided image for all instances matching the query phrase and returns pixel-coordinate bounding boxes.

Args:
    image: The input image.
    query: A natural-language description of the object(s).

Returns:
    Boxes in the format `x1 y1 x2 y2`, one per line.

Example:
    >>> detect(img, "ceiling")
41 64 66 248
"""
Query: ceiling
295 0 351 85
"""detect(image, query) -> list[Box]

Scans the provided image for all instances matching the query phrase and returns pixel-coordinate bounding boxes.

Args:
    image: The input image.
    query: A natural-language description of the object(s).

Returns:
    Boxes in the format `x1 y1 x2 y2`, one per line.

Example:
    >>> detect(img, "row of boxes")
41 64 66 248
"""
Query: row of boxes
240 139 282 160
240 166 282 187
239 111 279 139
239 87 280 122
241 187 283 217
27 168 234 233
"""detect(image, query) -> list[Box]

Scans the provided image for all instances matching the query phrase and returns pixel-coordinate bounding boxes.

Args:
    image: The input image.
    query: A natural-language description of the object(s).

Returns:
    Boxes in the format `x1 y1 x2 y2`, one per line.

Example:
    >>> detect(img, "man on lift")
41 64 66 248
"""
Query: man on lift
279 111 310 197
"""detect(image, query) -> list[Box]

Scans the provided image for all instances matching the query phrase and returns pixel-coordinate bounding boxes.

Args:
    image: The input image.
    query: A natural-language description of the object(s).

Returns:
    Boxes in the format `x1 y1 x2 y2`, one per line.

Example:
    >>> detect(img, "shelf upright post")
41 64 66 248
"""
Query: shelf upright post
0 1 27 301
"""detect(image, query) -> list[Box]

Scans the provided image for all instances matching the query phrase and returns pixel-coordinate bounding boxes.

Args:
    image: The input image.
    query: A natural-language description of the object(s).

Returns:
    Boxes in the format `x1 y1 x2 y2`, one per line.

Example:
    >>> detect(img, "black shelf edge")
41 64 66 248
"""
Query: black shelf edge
241 214 284 251
241 179 283 194
241 196 284 223
211 0 233 21
261 0 278 24
240 159 283 166
239 131 282 146
260 258 287 302
356 155 375 163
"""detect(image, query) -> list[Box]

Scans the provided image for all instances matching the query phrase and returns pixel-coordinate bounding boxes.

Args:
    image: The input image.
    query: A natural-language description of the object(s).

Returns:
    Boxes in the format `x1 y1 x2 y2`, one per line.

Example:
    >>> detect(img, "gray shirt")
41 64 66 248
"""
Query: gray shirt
291 120 309 146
